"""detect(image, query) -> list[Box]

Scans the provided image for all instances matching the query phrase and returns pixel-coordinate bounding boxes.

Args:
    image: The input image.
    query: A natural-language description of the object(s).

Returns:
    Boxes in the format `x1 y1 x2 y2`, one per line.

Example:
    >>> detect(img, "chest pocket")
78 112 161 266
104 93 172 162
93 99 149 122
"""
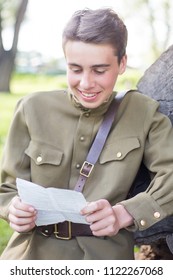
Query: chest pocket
99 137 140 164
25 140 63 166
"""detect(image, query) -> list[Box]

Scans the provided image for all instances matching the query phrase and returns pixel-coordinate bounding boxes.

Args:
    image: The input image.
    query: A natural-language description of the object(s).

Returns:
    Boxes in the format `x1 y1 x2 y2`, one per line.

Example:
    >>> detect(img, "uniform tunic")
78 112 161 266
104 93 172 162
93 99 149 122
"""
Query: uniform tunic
0 90 173 259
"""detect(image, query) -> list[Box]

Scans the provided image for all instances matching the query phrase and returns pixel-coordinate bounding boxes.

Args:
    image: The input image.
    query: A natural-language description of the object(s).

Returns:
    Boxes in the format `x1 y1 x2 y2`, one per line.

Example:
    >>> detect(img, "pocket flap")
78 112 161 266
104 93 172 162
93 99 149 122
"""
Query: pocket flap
25 140 63 165
100 137 140 164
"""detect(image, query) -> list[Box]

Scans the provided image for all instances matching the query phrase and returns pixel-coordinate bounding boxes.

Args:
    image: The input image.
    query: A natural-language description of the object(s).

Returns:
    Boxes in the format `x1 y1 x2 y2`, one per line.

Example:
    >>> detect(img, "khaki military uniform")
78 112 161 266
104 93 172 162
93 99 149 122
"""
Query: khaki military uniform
0 90 173 259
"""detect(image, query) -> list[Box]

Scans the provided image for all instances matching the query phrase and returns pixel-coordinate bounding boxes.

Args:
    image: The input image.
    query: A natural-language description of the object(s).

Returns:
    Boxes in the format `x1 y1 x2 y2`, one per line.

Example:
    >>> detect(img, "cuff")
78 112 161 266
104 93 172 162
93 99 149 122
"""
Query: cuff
120 192 167 231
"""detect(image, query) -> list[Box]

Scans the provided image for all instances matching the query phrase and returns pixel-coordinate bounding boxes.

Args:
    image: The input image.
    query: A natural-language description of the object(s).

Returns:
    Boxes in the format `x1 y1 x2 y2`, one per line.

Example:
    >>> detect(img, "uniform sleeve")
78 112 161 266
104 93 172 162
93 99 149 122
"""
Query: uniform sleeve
120 104 173 231
0 99 31 221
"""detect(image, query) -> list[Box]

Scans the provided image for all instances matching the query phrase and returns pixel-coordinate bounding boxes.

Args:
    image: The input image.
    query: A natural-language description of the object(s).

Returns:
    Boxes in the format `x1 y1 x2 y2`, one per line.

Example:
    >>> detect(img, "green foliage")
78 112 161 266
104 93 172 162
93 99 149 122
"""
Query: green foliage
0 220 13 255
116 68 142 91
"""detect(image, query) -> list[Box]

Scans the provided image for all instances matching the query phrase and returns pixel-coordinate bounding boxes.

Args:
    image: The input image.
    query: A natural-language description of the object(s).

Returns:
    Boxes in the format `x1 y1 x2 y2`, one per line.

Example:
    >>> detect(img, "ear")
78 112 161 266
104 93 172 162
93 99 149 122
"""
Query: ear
118 55 127 75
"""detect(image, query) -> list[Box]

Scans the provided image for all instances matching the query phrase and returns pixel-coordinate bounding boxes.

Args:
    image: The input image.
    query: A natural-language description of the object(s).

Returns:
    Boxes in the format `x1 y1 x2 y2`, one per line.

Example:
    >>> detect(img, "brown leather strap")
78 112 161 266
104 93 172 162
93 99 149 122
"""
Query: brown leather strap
37 221 93 239
74 91 129 192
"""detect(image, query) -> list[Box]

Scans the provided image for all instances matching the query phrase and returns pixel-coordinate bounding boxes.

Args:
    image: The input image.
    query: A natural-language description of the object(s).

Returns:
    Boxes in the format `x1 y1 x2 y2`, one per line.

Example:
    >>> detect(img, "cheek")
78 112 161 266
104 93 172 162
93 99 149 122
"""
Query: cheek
100 73 118 89
67 72 79 87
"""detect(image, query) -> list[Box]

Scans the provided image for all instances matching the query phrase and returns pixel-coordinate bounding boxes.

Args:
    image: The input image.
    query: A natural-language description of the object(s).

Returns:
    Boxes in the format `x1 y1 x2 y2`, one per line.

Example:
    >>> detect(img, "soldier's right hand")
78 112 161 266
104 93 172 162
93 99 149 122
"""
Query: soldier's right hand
8 196 37 233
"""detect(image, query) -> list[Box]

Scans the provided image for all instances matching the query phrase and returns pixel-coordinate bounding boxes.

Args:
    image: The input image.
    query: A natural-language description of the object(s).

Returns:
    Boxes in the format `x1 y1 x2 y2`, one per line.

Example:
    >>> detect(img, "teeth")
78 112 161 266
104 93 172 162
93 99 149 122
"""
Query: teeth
82 92 96 97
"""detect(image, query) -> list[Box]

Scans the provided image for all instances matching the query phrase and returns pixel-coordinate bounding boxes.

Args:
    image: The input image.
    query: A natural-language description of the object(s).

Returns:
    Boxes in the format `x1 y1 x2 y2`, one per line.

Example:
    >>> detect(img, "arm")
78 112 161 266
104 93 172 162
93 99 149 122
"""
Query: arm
121 109 173 231
81 106 173 236
0 99 34 231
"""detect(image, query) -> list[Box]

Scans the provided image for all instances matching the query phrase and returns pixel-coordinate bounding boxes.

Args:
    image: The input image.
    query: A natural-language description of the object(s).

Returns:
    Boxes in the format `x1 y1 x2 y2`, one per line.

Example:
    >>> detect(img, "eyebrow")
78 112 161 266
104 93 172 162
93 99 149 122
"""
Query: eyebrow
92 64 111 68
68 63 111 68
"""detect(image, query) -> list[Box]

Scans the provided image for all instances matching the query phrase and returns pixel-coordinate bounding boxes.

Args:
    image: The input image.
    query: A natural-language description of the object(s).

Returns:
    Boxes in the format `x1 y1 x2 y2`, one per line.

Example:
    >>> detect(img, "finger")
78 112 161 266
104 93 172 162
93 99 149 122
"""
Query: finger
90 214 116 230
9 204 37 218
81 199 108 215
12 196 35 212
91 223 119 237
10 221 36 233
86 206 114 223
9 213 37 226
81 202 97 215
92 228 115 237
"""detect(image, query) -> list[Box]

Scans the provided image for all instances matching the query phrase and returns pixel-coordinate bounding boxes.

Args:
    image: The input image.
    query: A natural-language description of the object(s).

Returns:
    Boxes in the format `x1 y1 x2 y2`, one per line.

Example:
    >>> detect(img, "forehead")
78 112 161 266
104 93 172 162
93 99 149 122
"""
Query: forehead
64 41 117 65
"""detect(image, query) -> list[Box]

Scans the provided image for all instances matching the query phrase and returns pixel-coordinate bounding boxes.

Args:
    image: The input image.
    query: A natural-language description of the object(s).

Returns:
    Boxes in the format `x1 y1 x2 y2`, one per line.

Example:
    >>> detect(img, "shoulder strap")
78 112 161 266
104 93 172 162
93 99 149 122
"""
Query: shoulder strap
74 90 129 192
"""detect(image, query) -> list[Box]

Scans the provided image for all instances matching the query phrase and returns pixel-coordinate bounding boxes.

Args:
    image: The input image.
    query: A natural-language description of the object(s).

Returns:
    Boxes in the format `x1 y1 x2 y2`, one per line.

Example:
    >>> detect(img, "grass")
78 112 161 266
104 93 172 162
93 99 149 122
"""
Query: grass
0 70 142 256
11 72 67 95
0 220 13 255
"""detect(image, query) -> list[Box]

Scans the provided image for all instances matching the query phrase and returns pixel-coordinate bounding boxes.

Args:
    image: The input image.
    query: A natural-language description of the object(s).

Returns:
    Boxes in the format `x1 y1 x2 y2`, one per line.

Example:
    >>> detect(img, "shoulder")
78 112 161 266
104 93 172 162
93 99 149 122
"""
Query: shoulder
122 89 160 111
126 89 159 104
116 89 162 127
16 90 69 111
22 89 67 104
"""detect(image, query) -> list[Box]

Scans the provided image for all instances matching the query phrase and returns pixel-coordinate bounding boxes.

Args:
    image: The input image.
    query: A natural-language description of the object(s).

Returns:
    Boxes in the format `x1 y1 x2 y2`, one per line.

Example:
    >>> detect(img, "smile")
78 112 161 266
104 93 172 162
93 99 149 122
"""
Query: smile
82 92 96 97
78 90 100 100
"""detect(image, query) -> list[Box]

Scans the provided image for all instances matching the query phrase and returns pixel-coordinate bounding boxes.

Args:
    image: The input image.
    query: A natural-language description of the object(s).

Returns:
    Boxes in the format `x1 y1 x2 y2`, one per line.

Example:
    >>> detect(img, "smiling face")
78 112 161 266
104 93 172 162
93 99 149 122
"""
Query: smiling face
65 41 127 109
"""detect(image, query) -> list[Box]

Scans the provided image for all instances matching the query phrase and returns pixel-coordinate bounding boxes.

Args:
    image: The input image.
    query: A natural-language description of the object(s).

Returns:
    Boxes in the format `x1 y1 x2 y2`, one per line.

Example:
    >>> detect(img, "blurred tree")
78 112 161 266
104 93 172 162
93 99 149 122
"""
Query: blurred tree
142 0 171 58
123 0 172 62
0 0 28 93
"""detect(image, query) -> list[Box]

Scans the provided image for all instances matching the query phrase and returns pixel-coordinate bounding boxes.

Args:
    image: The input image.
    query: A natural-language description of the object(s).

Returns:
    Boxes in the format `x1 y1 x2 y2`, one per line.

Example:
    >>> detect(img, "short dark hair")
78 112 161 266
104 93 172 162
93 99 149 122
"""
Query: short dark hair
62 8 128 63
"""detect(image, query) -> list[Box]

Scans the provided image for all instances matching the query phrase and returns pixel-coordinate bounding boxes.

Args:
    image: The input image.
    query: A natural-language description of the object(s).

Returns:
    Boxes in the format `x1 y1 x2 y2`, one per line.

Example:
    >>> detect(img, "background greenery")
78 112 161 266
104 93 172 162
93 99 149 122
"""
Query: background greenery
0 70 141 255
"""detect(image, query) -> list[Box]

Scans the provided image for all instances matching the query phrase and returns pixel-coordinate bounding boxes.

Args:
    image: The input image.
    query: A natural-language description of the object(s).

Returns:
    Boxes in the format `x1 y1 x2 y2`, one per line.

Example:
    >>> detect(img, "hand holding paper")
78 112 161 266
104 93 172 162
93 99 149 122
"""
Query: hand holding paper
16 178 89 226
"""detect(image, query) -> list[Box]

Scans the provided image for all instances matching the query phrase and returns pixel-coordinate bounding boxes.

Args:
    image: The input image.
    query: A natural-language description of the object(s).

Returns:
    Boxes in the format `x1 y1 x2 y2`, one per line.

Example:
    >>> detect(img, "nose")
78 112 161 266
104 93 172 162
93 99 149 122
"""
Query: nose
80 72 95 89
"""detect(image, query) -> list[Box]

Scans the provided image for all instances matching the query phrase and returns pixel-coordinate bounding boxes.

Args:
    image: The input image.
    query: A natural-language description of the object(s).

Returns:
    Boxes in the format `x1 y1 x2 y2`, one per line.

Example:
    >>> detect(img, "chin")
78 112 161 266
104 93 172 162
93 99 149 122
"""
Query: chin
82 101 102 109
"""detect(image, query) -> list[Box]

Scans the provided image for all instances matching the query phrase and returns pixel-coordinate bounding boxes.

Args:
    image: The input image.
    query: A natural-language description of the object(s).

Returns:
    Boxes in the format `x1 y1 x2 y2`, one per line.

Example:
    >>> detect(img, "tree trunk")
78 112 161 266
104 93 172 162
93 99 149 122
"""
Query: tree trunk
0 0 28 93
137 44 173 125
136 44 173 260
0 50 15 92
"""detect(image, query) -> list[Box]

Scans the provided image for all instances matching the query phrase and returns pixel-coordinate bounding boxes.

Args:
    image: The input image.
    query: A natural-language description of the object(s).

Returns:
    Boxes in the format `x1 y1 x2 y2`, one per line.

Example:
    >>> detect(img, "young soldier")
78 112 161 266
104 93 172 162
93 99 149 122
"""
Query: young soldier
0 8 173 259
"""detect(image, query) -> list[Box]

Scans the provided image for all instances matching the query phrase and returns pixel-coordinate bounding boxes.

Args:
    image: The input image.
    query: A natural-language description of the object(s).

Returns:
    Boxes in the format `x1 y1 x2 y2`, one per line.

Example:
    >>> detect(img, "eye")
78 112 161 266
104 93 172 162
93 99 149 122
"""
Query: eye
94 68 106 74
69 67 82 73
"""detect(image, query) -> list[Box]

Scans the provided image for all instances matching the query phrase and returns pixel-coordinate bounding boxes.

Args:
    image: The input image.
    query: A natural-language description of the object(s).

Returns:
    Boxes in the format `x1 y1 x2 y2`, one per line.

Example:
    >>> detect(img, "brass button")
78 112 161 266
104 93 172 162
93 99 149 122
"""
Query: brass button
84 113 90 117
117 152 122 158
36 156 42 163
154 212 161 219
140 219 146 227
80 136 85 141
76 164 81 169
